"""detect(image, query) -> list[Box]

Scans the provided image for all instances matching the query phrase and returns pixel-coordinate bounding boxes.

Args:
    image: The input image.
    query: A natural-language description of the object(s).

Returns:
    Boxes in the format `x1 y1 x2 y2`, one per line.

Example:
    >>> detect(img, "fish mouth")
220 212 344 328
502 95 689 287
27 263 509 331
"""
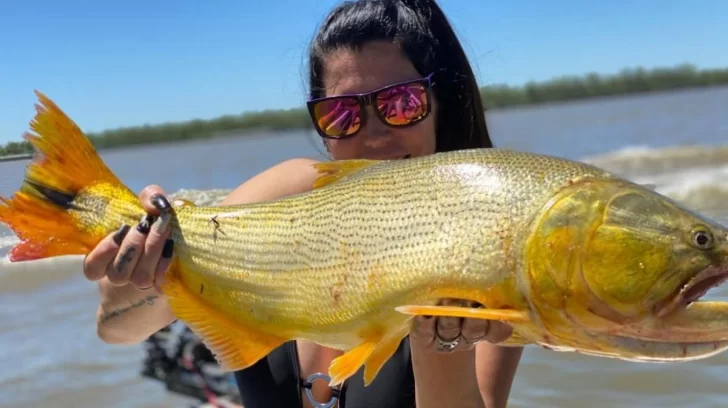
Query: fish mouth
655 265 728 318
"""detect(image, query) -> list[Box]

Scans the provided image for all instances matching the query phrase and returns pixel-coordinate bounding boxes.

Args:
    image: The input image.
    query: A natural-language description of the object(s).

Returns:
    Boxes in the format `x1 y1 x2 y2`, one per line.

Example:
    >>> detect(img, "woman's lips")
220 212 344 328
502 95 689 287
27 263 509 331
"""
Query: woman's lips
368 153 411 160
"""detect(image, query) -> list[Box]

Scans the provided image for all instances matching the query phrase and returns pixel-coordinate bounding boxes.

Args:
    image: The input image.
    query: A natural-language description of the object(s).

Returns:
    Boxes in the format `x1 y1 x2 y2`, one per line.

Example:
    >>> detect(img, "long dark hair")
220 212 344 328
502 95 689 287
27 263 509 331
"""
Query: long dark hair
307 0 493 151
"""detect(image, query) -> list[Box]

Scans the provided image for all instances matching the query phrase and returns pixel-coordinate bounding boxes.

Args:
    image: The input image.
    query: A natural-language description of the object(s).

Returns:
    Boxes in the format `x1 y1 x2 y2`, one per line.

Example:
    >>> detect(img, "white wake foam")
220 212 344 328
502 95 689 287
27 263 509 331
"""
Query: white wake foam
582 144 728 177
581 144 728 214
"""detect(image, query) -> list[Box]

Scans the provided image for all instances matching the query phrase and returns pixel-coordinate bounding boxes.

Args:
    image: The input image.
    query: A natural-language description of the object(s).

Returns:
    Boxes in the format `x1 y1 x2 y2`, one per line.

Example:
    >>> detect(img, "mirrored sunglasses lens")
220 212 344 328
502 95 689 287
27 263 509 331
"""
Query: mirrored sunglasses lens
376 83 428 126
313 98 361 137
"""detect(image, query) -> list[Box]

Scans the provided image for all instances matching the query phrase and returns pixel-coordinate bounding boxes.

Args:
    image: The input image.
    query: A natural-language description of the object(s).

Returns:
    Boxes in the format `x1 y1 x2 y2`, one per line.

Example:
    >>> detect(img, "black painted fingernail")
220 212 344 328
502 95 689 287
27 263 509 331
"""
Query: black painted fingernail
136 214 155 235
112 224 131 246
151 194 171 213
162 239 174 259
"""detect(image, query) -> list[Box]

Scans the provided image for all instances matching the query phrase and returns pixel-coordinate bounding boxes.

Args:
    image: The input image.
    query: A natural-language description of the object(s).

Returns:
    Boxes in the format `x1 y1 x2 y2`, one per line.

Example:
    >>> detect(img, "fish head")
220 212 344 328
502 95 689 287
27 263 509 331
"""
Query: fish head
581 183 728 320
524 178 728 361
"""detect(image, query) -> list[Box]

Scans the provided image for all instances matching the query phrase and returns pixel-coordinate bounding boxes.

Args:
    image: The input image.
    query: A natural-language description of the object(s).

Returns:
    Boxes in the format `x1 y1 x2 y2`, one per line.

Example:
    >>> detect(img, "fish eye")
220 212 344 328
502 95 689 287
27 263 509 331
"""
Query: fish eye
690 227 714 249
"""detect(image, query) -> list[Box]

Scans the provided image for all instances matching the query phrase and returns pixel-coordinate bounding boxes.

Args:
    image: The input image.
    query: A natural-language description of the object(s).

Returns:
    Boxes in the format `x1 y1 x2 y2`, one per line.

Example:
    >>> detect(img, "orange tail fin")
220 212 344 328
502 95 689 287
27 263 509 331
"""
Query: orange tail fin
0 91 144 262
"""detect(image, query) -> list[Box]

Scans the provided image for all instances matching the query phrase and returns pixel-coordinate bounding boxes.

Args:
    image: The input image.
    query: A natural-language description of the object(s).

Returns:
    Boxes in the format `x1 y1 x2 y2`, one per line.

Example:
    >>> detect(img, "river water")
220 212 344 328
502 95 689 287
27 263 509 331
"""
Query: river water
1 86 728 407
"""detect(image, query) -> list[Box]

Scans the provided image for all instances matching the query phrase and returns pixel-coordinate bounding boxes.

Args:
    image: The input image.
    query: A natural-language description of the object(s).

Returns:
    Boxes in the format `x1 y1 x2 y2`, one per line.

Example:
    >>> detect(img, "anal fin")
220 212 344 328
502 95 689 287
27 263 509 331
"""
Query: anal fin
362 325 410 386
328 324 411 387
328 339 378 386
161 262 287 372
395 305 530 323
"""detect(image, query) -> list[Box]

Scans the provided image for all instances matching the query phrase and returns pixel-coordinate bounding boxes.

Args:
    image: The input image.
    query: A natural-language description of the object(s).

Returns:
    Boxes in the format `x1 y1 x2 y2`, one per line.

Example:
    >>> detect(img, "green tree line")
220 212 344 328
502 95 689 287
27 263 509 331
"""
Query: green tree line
2 63 727 157
479 63 728 107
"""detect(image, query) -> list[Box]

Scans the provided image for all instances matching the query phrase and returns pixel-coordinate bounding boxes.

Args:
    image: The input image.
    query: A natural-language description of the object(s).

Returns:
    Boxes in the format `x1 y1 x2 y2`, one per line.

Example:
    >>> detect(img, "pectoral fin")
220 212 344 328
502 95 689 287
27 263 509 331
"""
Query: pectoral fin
395 305 530 323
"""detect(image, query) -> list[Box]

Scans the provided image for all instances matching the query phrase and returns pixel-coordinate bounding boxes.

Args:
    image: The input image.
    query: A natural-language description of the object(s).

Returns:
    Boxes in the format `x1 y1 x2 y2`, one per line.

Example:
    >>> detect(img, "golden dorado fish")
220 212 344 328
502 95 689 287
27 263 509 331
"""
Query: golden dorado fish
3 91 728 387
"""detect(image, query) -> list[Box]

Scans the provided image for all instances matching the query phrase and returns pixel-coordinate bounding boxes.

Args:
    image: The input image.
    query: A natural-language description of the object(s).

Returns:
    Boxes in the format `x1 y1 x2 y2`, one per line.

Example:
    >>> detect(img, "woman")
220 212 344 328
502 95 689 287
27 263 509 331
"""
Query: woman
84 1 524 407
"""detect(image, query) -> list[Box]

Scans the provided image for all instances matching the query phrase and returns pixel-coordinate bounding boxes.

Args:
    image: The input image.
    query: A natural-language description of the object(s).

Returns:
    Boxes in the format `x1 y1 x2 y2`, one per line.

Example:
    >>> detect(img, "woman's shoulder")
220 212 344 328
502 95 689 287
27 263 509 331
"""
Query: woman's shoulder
220 157 324 206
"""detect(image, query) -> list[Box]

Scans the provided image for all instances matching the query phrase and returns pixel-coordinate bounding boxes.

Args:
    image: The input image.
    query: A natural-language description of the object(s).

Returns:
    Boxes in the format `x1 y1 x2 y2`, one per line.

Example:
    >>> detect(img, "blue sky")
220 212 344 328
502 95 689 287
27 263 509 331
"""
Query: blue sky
0 0 726 144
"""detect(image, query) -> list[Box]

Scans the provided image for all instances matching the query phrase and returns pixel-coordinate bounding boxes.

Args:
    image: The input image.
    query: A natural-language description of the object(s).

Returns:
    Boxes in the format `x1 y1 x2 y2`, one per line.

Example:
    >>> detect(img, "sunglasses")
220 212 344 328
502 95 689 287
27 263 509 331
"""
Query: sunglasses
306 73 434 139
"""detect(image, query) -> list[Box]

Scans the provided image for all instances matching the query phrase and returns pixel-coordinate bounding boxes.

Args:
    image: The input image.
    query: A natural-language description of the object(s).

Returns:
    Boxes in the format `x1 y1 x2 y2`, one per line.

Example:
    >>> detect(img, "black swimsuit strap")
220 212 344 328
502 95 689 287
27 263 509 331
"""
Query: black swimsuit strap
233 341 301 407
234 338 414 408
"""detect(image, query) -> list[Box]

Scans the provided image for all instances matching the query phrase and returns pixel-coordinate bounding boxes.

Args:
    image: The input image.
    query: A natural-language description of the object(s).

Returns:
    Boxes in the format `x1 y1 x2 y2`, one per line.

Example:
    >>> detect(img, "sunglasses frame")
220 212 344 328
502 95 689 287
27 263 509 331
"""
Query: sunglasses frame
306 73 435 140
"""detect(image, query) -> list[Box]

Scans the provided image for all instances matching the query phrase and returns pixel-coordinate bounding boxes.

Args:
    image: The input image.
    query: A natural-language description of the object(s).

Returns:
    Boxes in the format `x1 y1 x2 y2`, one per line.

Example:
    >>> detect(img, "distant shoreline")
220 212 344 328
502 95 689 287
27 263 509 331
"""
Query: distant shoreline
2 63 727 158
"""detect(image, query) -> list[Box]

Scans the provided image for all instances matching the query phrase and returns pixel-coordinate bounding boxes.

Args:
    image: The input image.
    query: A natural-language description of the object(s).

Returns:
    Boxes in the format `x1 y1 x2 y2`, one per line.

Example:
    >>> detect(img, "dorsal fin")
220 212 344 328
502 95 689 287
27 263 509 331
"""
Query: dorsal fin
312 159 381 189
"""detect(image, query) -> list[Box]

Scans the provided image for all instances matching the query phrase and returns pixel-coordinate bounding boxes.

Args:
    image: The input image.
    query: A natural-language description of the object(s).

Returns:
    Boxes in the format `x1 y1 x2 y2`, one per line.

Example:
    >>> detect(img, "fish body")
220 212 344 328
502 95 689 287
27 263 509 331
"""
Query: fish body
3 92 728 387
153 148 613 385
169 148 610 345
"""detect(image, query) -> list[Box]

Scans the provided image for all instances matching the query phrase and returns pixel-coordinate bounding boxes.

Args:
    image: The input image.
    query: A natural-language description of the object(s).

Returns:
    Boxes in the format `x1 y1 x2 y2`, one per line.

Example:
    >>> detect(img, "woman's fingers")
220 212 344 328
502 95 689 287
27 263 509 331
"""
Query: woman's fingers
410 298 514 353
481 320 513 344
106 215 154 286
130 211 173 289
411 315 437 344
411 299 467 353
81 186 176 291
460 314 490 344
436 307 464 342
82 224 131 281
139 186 169 214
153 239 175 292
127 192 174 290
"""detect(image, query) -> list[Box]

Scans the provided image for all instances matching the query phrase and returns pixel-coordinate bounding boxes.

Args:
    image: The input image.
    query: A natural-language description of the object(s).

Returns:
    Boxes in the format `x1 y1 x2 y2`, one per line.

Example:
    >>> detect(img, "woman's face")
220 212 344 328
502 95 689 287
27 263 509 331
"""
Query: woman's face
319 41 437 160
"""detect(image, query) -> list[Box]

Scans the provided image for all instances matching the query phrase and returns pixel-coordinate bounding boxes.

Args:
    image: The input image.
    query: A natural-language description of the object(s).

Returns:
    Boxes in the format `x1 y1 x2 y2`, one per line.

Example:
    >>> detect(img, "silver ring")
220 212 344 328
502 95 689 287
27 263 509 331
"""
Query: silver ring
303 373 339 408
435 333 461 352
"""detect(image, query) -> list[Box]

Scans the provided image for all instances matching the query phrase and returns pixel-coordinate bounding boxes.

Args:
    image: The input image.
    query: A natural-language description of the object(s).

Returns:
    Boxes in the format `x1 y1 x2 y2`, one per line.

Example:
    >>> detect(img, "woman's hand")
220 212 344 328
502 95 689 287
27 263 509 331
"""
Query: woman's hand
410 299 512 353
82 185 175 292
409 299 518 408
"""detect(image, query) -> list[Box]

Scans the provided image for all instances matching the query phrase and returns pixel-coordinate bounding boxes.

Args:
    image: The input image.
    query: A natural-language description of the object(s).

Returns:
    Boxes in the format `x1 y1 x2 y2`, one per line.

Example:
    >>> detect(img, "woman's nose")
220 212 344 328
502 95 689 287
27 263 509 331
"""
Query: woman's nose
362 107 392 148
